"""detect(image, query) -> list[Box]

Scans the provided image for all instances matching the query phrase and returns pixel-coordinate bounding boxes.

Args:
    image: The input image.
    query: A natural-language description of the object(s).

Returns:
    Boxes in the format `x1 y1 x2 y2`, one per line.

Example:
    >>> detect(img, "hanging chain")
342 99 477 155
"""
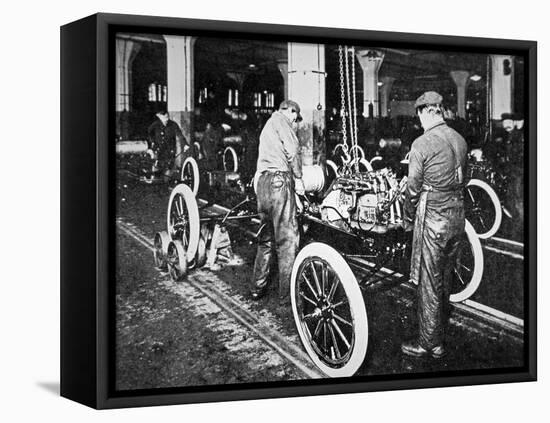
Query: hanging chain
350 46 359 172
338 45 348 154
344 46 354 173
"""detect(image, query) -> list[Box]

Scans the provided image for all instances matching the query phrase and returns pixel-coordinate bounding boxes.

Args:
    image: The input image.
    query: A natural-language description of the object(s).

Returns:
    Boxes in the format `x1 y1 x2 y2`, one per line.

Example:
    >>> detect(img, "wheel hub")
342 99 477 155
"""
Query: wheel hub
317 297 333 320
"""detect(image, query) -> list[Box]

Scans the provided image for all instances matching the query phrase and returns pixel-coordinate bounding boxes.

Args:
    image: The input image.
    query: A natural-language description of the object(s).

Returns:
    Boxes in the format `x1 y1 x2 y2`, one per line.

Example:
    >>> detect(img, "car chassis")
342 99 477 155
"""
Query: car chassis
153 157 484 378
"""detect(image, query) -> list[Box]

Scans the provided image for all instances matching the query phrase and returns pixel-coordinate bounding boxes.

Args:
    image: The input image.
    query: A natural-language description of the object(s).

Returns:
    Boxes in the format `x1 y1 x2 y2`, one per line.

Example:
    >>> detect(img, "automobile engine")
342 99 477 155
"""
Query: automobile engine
318 169 405 233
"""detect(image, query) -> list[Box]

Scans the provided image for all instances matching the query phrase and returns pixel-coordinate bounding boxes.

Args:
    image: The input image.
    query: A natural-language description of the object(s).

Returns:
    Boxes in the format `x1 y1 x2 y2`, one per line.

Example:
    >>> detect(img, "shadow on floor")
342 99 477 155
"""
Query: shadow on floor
36 381 60 396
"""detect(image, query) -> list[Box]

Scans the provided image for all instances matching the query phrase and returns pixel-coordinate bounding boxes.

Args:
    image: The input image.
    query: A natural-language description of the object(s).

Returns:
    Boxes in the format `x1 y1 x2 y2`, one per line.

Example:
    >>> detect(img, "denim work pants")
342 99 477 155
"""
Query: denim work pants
252 171 299 300
415 204 465 349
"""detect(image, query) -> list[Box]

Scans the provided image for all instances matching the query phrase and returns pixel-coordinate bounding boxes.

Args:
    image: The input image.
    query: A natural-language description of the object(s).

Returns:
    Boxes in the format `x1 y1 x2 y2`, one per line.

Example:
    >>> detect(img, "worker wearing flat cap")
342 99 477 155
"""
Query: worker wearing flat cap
250 100 305 306
402 91 468 359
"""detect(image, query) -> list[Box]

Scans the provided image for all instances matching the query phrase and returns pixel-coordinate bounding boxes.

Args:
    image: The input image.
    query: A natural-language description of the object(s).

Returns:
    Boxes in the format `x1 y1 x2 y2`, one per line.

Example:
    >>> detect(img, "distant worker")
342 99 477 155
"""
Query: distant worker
402 91 468 359
147 110 189 179
250 100 305 307
200 89 225 171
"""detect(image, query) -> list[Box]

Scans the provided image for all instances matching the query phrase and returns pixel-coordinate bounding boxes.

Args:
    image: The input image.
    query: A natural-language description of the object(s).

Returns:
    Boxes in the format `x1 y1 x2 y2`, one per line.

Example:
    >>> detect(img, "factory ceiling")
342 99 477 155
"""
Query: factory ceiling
120 33 517 91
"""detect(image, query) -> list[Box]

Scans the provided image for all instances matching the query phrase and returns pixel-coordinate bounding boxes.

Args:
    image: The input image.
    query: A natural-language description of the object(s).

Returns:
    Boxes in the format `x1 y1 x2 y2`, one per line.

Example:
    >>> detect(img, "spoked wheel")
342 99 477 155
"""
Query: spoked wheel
195 234 207 268
167 184 200 262
291 242 368 377
180 156 200 195
449 221 484 302
223 146 239 172
153 231 171 270
167 240 188 281
465 178 502 239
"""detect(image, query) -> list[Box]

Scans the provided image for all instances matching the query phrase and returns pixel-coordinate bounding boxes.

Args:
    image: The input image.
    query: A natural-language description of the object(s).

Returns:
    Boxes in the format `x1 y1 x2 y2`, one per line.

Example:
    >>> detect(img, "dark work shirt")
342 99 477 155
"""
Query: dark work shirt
147 119 187 159
405 120 467 223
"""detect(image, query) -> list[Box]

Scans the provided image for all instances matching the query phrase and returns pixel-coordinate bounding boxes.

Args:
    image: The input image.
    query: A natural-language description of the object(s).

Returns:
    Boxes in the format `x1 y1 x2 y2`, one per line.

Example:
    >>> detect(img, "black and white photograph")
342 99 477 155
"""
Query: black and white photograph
113 29 530 390
6 0 549 420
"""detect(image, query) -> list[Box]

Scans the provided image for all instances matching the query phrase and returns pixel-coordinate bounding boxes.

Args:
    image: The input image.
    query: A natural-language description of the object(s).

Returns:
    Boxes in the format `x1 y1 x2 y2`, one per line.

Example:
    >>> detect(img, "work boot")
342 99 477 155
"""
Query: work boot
250 287 267 301
401 340 447 359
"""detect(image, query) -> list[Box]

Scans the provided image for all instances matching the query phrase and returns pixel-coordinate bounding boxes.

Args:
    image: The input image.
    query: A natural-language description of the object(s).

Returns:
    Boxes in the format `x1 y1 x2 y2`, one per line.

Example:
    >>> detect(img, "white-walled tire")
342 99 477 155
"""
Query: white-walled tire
449 220 484 302
167 184 200 262
223 146 239 172
167 240 188 281
180 156 200 195
291 242 368 377
195 235 207 268
465 178 502 239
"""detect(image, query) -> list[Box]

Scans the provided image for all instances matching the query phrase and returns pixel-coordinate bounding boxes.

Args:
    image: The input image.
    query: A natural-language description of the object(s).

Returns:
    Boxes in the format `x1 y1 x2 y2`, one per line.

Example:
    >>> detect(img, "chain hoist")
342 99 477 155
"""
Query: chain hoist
349 46 359 173
338 45 349 162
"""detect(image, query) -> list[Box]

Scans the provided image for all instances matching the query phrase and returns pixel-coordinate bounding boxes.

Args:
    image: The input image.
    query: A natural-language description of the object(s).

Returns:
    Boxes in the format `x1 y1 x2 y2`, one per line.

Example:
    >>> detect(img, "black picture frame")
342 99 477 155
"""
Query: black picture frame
60 12 537 409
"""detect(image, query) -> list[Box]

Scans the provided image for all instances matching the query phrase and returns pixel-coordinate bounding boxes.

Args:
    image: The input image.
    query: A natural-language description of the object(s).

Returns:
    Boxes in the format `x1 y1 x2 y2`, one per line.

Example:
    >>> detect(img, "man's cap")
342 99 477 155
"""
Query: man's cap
279 99 302 122
501 112 515 121
414 91 443 108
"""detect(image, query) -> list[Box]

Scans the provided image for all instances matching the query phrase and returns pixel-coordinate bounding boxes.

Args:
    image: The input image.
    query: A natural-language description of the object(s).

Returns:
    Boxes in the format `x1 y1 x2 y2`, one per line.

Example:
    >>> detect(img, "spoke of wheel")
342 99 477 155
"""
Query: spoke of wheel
331 319 351 349
458 261 472 273
321 264 328 297
300 291 318 307
302 274 320 300
332 298 348 309
174 200 182 218
323 321 328 354
310 261 322 297
313 319 323 340
332 312 352 327
327 324 342 360
182 229 188 247
303 319 313 341
467 188 475 203
179 197 185 219
327 276 340 302
453 268 467 286
478 213 487 230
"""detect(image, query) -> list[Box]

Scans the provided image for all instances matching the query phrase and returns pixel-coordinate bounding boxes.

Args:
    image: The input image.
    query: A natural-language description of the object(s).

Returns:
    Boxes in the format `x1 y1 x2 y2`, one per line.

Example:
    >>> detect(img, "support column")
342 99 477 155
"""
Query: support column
450 70 470 119
379 76 395 117
490 55 513 120
356 50 385 117
115 38 141 139
277 60 288 98
288 43 326 165
164 35 196 153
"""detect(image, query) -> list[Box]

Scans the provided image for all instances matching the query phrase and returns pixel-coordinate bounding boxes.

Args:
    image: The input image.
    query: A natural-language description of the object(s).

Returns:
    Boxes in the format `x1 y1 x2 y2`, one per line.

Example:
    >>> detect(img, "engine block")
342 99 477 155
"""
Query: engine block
320 169 404 232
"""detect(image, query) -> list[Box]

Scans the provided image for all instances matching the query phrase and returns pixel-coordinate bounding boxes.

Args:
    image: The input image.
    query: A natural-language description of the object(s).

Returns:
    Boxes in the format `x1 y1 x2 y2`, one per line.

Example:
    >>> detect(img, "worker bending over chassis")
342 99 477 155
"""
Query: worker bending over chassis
402 91 467 359
251 100 305 306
